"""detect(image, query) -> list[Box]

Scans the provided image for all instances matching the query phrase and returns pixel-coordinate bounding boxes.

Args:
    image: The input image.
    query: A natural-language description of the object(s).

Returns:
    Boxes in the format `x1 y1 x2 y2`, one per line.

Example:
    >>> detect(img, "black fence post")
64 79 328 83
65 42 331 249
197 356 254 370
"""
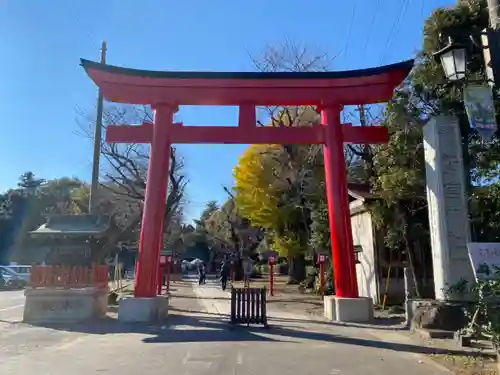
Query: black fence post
229 287 268 327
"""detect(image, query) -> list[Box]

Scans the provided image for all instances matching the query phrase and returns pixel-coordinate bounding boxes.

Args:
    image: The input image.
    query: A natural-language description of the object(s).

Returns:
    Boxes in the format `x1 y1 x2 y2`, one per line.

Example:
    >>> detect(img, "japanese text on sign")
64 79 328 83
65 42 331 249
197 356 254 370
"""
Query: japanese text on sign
467 242 500 280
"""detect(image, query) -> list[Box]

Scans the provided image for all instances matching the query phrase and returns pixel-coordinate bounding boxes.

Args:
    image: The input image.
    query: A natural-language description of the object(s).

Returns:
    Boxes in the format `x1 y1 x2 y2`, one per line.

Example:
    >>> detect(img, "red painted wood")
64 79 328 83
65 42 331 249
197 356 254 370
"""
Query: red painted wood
238 104 256 129
319 262 325 296
150 140 171 296
29 265 108 288
322 107 359 298
96 81 399 106
105 122 388 145
81 58 412 301
84 60 412 106
134 105 173 298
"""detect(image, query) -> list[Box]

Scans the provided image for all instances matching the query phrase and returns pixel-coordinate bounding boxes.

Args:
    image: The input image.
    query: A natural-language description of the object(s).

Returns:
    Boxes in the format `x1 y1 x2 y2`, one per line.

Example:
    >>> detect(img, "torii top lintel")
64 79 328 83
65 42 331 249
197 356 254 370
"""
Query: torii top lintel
81 59 413 106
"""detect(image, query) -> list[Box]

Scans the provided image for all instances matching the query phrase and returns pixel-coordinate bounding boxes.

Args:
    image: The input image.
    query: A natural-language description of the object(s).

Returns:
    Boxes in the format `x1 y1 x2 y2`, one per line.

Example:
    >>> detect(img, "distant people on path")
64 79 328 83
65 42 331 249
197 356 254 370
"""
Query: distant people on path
198 261 206 285
220 260 229 291
242 258 253 288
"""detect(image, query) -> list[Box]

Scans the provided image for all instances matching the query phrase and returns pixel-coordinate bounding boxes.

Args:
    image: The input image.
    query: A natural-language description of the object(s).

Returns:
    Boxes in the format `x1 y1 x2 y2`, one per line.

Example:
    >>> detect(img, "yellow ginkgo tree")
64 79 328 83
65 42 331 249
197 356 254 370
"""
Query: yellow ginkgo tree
233 144 282 231
233 143 313 282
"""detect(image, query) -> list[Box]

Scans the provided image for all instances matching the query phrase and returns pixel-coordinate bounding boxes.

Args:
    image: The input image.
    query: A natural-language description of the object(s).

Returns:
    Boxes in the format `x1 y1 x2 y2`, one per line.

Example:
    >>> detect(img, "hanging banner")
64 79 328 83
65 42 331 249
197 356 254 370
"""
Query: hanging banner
463 84 497 141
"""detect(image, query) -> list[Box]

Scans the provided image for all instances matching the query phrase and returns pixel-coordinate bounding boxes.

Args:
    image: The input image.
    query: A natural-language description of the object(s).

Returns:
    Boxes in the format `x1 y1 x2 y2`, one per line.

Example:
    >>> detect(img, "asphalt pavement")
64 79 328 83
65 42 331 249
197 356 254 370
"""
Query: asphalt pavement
0 289 25 322
0 279 452 375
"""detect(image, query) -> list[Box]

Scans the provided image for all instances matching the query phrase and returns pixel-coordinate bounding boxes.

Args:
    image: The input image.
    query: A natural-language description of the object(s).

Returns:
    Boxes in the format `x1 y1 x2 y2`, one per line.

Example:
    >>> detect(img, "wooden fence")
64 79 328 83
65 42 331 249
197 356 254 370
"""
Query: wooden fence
29 265 108 288
230 287 268 327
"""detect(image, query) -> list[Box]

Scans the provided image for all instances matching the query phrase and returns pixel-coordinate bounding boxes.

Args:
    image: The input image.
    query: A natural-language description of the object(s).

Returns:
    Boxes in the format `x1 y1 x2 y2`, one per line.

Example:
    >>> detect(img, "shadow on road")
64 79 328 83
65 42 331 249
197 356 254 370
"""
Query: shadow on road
25 310 487 359
168 307 405 331
270 315 407 331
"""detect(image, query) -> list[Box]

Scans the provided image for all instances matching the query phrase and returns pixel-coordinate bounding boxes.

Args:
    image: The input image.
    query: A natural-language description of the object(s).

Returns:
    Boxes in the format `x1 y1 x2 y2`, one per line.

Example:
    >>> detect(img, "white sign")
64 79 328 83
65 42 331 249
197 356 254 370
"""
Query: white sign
467 242 500 280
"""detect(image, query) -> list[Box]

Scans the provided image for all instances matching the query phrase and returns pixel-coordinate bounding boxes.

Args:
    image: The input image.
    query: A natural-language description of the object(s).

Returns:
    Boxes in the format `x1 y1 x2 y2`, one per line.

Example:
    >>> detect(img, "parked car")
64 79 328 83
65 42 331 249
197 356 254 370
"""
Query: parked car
0 267 28 289
3 264 31 282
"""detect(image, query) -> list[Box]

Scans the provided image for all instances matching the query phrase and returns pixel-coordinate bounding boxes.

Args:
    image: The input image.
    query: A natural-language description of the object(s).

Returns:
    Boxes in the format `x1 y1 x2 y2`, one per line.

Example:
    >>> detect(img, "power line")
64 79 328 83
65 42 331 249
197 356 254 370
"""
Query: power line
379 0 410 65
362 0 381 60
337 1 358 63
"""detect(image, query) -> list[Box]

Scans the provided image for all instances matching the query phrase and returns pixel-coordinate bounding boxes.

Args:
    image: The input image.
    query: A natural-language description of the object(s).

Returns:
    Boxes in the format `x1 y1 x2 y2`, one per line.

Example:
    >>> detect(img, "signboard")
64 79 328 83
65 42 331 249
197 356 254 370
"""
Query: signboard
315 248 330 255
268 256 276 264
262 250 279 261
467 242 500 280
159 255 172 265
463 85 497 141
318 254 327 264
160 249 182 257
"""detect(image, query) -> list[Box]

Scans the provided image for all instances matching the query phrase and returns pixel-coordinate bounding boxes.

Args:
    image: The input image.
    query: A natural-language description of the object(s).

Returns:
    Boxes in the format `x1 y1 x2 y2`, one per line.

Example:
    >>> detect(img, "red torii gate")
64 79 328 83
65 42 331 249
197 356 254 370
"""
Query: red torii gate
81 59 413 299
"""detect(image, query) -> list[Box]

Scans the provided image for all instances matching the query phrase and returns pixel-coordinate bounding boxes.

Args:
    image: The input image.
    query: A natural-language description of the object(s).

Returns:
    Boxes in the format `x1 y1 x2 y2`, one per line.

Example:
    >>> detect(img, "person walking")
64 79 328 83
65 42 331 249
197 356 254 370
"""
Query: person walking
220 260 229 291
198 261 206 285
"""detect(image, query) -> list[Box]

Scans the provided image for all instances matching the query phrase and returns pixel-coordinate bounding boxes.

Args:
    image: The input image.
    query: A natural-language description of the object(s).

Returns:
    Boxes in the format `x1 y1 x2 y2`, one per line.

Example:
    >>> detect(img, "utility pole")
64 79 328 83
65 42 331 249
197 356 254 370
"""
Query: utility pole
357 104 366 126
488 0 500 29
88 41 107 214
355 104 374 183
483 1 500 87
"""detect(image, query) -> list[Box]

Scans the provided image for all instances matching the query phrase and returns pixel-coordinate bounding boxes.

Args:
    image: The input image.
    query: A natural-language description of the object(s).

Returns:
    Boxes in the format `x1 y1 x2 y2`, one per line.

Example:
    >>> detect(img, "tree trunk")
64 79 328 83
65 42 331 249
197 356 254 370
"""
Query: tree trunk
288 253 306 284
399 205 422 298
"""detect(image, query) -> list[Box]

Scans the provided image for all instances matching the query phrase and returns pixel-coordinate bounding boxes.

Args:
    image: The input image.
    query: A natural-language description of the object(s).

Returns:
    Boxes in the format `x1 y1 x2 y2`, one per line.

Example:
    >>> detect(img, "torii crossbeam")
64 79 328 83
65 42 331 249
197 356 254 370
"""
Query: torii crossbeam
82 58 413 299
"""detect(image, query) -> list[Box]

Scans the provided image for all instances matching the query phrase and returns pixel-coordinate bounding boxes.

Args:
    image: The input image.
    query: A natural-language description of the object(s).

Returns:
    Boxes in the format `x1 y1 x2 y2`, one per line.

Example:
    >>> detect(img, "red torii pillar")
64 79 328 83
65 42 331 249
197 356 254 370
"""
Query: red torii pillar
135 105 174 296
322 106 358 298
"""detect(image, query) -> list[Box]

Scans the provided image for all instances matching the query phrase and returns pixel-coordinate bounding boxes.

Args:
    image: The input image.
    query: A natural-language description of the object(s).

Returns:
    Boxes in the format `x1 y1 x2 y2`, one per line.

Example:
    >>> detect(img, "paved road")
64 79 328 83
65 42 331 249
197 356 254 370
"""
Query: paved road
0 289 25 322
0 279 451 374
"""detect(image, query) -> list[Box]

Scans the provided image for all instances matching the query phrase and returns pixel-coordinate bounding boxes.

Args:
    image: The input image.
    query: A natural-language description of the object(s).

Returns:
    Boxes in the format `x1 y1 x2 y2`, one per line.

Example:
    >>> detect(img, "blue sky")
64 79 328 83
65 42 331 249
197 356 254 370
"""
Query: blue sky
0 0 453 222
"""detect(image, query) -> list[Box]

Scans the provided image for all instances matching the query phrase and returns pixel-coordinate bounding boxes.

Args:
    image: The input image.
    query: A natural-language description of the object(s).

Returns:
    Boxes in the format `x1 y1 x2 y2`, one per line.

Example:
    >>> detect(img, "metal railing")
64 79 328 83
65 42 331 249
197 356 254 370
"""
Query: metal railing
230 287 268 327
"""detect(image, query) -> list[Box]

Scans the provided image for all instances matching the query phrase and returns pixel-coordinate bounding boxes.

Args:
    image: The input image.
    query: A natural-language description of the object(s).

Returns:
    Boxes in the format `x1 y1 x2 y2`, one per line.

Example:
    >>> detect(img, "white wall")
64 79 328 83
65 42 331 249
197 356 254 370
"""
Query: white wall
350 202 379 303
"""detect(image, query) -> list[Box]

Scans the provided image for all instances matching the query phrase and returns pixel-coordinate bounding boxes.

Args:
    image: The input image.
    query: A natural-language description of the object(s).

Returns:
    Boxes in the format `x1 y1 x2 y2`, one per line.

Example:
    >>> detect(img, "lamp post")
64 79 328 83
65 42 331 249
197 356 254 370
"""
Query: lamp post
433 36 468 82
433 25 500 90
433 30 498 142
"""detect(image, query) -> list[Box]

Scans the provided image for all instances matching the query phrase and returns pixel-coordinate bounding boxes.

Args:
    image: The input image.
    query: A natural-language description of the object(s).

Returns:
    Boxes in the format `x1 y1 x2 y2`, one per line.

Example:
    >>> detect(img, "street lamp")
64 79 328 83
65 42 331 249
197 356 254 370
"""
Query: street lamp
433 29 499 141
433 36 468 82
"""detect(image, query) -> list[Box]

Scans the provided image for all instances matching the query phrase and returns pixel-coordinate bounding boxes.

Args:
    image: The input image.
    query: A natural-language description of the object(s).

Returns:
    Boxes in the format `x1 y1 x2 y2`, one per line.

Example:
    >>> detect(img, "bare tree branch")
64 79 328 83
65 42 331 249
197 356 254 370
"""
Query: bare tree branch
75 104 188 249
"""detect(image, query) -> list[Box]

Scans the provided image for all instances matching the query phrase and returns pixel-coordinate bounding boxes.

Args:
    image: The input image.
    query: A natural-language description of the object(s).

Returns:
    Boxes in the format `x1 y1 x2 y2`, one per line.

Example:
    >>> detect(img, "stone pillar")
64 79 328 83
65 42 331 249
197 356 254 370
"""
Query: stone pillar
423 115 475 300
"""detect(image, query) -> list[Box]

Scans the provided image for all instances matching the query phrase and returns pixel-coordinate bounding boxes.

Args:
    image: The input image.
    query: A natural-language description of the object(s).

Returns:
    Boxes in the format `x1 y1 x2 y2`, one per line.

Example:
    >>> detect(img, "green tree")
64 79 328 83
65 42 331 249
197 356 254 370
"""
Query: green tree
366 0 500 298
17 172 45 190
184 200 220 246
370 95 429 296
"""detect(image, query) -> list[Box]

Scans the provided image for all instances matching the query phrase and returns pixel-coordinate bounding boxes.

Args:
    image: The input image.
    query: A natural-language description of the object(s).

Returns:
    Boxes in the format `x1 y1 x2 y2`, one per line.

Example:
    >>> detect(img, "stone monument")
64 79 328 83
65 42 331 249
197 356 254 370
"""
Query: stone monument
423 115 475 300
